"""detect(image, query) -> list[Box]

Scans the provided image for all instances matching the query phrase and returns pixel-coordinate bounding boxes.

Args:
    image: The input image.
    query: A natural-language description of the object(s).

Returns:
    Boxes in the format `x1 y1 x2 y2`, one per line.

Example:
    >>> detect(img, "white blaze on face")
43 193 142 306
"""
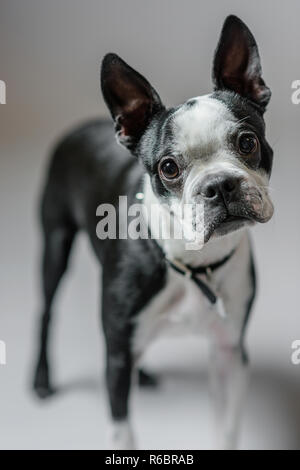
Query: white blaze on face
172 95 237 157
171 95 240 207
171 95 274 223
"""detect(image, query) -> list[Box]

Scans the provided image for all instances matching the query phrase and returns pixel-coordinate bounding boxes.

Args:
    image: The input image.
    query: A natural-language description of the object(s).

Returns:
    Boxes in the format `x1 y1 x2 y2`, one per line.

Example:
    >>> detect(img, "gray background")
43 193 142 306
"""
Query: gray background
0 0 299 449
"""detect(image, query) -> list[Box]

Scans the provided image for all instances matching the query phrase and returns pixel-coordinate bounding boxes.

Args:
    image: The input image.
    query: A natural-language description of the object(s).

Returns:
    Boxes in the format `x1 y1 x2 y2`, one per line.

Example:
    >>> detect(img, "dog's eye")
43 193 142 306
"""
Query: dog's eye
159 159 180 180
238 133 258 155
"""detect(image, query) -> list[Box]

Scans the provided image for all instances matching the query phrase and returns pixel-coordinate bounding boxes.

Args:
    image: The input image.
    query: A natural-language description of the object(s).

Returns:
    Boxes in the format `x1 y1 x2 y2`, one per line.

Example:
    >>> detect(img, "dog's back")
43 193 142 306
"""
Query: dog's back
41 119 140 236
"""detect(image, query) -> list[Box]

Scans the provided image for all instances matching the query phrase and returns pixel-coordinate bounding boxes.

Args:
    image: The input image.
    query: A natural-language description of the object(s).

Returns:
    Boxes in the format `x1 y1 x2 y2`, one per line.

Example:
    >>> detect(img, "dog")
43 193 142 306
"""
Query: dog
33 15 274 449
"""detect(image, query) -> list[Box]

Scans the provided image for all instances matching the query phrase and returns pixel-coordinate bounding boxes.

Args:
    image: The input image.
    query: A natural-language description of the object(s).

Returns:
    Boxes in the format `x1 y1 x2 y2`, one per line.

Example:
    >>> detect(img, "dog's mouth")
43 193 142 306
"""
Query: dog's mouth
213 214 254 237
187 185 274 245
204 212 254 242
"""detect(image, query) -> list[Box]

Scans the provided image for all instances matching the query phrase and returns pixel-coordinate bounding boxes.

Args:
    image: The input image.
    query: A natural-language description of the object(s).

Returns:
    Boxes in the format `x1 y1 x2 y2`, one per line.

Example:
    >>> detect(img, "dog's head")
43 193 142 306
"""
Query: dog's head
101 15 274 244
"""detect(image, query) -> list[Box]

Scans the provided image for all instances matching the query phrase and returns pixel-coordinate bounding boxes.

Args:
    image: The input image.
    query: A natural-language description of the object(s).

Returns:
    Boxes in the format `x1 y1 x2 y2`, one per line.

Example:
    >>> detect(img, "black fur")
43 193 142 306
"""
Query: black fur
212 90 273 174
33 118 167 413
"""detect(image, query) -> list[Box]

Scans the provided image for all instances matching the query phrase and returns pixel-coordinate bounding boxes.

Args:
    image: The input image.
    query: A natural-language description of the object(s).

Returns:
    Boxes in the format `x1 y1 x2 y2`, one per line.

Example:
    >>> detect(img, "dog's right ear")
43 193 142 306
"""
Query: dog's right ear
101 53 164 151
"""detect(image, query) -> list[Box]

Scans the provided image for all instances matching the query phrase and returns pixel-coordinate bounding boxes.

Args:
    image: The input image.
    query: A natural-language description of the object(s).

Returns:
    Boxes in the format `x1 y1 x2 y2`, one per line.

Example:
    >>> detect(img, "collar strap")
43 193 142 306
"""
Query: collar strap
166 249 235 305
185 249 236 275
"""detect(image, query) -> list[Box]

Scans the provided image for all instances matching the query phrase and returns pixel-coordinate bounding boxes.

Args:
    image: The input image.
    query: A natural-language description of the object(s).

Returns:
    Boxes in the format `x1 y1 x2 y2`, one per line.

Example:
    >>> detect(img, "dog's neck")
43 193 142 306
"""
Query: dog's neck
142 174 246 267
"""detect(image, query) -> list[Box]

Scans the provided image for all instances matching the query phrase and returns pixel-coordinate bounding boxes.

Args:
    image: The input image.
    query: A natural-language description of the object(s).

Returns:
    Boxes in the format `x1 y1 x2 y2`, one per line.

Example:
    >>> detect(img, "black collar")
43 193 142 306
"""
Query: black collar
166 249 236 305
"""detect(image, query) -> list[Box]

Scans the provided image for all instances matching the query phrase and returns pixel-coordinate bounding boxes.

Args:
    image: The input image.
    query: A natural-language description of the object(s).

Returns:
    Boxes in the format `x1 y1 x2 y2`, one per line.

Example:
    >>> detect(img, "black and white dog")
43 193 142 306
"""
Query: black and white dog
33 15 274 449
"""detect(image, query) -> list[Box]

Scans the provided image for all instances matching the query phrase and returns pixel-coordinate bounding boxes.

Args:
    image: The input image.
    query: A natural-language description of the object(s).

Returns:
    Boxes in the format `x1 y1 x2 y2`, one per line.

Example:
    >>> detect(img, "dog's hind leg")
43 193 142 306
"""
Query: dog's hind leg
33 192 77 399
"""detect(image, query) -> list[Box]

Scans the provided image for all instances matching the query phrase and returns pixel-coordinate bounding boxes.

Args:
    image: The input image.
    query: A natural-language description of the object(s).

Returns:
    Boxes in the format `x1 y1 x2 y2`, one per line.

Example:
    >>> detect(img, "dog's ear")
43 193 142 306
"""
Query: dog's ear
213 15 271 112
101 53 164 150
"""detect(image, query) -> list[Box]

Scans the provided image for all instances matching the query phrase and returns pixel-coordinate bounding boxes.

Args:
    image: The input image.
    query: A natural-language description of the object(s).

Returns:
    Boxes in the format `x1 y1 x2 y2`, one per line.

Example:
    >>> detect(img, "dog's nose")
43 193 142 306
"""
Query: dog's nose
200 175 241 203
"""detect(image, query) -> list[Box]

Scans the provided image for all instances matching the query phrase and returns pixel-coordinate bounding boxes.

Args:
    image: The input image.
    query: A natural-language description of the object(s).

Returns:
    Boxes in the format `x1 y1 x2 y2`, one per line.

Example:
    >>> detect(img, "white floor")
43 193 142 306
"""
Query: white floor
0 137 300 450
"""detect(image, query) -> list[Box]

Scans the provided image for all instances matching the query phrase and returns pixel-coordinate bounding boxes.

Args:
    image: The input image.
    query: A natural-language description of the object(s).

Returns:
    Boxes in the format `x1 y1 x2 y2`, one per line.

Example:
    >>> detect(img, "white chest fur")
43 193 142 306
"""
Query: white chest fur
132 268 216 355
132 232 252 358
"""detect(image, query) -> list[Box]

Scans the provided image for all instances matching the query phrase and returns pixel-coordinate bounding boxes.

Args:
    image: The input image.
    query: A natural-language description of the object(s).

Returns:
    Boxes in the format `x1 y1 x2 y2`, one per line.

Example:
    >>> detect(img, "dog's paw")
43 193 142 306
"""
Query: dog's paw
138 368 159 388
33 367 56 399
33 384 56 399
108 420 136 450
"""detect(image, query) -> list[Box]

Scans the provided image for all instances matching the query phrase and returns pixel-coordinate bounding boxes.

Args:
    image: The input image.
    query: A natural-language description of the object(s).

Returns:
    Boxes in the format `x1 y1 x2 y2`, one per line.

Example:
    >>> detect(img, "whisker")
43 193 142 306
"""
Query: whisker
258 185 275 192
236 116 250 125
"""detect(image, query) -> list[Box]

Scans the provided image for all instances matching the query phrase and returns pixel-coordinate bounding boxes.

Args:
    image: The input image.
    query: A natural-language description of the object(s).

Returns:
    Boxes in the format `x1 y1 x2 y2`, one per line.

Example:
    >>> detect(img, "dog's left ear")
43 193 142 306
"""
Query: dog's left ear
213 15 271 112
101 53 164 151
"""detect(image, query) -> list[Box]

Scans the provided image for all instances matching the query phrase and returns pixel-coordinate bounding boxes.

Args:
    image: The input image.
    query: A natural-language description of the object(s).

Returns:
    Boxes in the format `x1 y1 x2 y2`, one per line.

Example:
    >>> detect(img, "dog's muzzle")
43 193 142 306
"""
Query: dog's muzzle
195 172 273 242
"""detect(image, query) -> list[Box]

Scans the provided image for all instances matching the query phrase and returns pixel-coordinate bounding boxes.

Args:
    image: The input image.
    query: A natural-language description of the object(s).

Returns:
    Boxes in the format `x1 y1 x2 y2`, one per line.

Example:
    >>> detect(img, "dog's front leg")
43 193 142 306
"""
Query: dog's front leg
209 340 249 450
105 343 135 450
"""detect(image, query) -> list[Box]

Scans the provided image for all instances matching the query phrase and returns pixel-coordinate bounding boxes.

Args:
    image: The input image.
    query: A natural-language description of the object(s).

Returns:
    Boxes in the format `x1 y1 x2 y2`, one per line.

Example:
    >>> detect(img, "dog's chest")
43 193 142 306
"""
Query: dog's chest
132 267 223 355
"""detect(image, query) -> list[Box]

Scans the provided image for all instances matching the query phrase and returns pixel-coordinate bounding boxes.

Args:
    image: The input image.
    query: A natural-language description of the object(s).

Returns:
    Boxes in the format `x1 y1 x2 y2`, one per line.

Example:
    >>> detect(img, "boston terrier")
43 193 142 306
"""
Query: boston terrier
33 15 274 449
